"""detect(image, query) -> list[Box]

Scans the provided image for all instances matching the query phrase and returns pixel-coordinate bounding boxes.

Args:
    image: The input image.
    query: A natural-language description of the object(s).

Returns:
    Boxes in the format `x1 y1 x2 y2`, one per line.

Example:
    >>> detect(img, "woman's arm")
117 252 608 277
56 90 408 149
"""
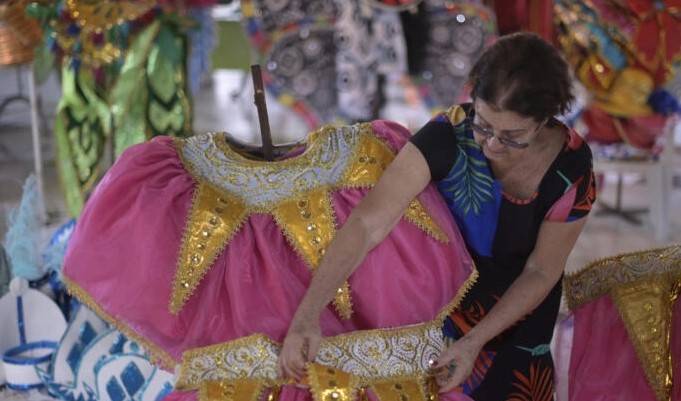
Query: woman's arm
278 142 432 380
434 217 587 391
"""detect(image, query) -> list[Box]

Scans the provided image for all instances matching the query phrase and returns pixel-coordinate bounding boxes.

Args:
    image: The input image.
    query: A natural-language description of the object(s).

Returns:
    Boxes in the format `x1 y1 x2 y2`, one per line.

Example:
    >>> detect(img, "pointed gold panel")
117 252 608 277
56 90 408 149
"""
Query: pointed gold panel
332 282 354 320
404 200 448 243
170 183 248 314
341 128 448 244
342 128 396 188
307 363 360 401
370 378 429 401
271 188 337 268
199 379 265 401
611 276 678 401
271 188 354 318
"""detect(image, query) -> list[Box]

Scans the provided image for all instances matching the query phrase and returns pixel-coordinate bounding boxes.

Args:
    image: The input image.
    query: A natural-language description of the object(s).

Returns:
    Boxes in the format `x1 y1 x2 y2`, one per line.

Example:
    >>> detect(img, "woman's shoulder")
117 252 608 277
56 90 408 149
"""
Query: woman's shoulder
554 126 594 177
539 125 595 208
410 103 474 181
542 126 597 221
442 103 472 127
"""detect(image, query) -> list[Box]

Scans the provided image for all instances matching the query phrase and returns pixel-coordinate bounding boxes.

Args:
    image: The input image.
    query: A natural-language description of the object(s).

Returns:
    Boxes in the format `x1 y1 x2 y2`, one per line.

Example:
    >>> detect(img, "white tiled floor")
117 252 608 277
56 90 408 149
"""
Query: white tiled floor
0 67 680 273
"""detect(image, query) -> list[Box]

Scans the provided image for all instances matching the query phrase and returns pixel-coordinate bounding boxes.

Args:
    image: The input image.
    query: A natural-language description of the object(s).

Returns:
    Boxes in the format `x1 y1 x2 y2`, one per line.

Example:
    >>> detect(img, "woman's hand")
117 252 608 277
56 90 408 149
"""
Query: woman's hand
278 313 322 382
432 336 483 393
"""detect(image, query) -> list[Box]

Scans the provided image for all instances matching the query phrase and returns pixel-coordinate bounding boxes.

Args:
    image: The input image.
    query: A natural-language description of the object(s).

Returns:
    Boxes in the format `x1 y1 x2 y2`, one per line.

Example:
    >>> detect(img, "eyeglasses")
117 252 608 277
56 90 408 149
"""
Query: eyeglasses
469 118 547 149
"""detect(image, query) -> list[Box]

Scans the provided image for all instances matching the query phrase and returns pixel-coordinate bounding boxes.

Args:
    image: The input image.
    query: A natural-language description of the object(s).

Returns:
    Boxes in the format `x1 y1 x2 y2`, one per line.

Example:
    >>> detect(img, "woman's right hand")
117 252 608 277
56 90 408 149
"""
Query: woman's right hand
278 140 432 382
278 313 322 382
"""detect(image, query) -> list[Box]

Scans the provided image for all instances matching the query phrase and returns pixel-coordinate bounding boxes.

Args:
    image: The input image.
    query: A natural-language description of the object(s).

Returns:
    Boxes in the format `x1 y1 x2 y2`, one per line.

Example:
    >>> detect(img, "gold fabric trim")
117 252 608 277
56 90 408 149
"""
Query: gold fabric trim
403 200 448 243
63 276 178 369
307 363 360 401
564 245 681 309
170 183 248 314
176 269 478 390
199 380 265 401
370 377 430 401
611 277 678 401
341 126 394 187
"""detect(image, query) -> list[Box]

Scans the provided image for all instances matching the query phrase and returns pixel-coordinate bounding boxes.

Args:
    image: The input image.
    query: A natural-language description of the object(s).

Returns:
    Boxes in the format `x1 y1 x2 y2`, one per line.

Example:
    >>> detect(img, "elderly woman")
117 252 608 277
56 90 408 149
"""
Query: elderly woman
280 32 596 400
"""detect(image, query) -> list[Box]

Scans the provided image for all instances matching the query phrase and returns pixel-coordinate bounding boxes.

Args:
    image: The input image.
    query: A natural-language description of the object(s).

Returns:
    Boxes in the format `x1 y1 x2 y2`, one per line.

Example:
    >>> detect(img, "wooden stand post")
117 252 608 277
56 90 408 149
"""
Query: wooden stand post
250 65 274 161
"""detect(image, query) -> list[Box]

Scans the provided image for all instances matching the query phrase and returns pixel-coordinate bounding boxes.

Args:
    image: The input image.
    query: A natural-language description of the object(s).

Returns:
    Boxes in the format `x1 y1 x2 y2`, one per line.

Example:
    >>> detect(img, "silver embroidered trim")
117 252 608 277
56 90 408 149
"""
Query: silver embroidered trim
178 325 444 388
565 245 681 309
180 126 360 208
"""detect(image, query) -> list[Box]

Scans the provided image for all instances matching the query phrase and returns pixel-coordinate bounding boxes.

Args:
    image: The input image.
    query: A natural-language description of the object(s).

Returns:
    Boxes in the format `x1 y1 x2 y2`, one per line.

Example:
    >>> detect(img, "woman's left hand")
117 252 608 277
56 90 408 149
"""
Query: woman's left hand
432 336 483 393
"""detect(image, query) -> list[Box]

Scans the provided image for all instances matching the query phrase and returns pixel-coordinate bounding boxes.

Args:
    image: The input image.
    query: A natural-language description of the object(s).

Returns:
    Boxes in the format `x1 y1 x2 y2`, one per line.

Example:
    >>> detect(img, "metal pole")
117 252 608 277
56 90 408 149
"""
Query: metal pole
27 62 47 223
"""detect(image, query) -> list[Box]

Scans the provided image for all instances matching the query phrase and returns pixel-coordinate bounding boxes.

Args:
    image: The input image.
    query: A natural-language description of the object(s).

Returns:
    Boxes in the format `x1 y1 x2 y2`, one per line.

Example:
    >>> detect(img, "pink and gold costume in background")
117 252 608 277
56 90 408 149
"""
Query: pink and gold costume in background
556 246 681 401
63 121 477 400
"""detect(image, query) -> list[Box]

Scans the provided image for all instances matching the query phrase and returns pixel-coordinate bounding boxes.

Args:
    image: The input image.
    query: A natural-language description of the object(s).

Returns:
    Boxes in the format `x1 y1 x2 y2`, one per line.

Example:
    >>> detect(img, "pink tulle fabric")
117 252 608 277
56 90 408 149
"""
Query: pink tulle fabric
63 121 475 400
567 294 681 401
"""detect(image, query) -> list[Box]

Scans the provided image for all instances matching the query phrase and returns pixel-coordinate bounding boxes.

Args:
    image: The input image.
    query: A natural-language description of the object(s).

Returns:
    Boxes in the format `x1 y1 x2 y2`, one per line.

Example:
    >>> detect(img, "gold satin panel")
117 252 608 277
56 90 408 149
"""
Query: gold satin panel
199 380 265 401
307 364 360 401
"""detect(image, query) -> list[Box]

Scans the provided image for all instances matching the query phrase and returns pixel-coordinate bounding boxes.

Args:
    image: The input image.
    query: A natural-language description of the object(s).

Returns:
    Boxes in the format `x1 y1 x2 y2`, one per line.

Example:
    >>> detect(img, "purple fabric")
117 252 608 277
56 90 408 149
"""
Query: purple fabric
63 121 475 399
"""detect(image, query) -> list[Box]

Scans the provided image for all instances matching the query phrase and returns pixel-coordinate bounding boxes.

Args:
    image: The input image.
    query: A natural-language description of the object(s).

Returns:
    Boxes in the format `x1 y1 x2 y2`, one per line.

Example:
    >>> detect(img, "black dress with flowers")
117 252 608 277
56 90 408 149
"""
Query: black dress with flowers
410 104 596 401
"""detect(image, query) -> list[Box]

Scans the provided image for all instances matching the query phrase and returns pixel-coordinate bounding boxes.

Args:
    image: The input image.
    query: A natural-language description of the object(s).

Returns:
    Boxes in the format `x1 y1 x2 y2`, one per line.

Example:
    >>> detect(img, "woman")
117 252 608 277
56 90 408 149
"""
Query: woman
279 32 596 400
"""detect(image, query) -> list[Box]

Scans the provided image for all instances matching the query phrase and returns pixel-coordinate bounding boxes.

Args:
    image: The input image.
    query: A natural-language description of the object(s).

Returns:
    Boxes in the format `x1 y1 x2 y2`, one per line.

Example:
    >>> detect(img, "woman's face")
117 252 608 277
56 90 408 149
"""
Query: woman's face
472 99 545 161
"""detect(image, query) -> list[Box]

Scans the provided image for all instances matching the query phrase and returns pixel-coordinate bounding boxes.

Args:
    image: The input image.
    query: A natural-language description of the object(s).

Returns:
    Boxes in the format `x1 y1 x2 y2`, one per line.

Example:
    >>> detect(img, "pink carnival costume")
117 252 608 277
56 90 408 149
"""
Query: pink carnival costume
556 246 681 401
63 120 477 400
